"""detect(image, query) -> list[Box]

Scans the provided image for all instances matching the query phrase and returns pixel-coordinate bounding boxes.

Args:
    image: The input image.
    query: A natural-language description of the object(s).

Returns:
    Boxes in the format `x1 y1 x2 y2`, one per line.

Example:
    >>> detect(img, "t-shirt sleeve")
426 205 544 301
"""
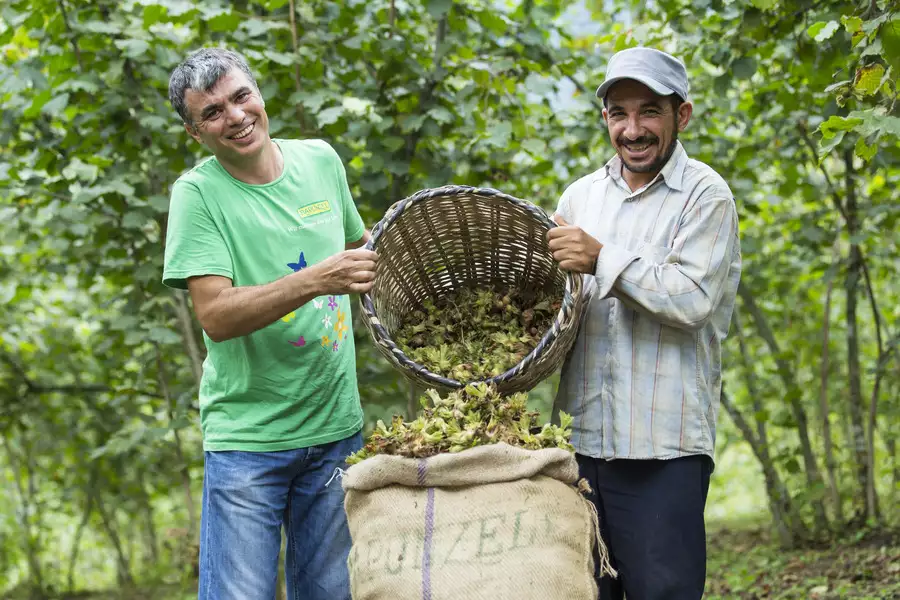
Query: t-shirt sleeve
162 180 233 290
331 149 366 244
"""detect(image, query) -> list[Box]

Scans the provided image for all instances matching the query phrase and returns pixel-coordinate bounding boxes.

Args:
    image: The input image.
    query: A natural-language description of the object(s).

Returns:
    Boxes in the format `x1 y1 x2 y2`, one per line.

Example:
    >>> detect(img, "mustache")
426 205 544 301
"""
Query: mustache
618 136 658 146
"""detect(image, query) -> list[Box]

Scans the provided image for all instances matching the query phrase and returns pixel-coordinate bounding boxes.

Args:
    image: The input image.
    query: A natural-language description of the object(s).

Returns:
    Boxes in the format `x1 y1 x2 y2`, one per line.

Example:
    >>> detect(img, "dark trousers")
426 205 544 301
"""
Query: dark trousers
577 454 713 600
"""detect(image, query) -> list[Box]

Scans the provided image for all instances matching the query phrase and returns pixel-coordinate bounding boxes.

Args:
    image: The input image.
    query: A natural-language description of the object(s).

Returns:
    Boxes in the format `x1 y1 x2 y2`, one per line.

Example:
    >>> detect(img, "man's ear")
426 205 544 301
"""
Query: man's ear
601 107 610 127
677 102 693 132
184 122 202 144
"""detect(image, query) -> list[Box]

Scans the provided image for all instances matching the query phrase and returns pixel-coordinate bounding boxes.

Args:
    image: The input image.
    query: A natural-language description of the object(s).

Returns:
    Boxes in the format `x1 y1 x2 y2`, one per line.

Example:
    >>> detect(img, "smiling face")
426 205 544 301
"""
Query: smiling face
602 79 692 179
183 68 269 165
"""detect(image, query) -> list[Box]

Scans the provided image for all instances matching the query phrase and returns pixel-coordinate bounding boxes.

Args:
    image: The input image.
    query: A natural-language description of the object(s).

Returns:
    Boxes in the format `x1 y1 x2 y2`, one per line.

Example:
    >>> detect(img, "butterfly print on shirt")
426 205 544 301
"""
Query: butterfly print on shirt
287 252 307 272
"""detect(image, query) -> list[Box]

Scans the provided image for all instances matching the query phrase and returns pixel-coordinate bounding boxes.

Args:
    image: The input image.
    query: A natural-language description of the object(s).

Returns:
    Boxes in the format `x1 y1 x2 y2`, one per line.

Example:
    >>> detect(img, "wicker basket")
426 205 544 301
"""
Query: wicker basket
359 185 586 395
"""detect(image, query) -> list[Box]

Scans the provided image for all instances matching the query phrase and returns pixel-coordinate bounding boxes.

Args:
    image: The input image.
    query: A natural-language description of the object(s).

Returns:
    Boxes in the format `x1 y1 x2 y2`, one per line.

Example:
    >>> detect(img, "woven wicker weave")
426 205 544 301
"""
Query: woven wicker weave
360 185 586 395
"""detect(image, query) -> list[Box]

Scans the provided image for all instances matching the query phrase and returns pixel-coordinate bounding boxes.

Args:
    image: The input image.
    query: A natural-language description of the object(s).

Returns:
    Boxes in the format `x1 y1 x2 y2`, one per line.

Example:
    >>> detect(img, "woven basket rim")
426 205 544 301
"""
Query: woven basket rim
363 184 558 251
360 184 583 392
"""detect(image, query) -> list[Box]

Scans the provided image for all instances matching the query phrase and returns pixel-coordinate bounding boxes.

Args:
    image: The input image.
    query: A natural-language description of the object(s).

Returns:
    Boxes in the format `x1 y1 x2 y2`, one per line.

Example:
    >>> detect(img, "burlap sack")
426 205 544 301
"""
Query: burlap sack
342 443 613 600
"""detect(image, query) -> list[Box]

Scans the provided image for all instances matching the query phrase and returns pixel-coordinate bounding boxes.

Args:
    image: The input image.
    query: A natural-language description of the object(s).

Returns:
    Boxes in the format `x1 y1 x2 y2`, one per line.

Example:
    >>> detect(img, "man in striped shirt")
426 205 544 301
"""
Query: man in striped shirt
548 47 742 600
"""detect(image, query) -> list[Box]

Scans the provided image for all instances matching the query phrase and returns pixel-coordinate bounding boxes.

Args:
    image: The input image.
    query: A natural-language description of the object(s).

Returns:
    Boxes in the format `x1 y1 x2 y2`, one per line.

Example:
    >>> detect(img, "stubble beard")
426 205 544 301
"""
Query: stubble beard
621 134 679 175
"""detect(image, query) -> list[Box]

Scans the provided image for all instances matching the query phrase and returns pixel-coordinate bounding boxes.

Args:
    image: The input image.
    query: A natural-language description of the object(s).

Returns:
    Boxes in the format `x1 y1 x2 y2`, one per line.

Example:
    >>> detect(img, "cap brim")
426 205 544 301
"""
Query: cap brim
595 75 676 100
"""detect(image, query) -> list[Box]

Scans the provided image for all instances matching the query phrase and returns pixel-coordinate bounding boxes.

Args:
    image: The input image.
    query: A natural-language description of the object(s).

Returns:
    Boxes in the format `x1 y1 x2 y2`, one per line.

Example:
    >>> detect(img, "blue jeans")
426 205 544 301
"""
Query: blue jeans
198 432 362 600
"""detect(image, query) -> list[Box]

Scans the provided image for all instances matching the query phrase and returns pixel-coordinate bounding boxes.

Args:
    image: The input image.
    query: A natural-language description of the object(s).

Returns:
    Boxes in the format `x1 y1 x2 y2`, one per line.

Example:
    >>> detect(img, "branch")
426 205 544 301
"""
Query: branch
798 124 850 224
173 291 204 386
819 236 844 521
737 282 800 393
0 353 34 392
860 257 885 359
512 32 603 114
390 13 450 200
286 0 309 132
36 384 164 398
733 309 767 446
720 387 762 458
155 345 197 537
57 0 84 70
389 0 396 34
737 279 829 529
1 351 163 399
862 0 880 20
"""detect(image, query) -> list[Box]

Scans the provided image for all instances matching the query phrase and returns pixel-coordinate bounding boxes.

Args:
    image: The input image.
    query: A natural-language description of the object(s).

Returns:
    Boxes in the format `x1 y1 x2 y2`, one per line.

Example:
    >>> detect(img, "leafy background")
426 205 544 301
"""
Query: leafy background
1 0 898 598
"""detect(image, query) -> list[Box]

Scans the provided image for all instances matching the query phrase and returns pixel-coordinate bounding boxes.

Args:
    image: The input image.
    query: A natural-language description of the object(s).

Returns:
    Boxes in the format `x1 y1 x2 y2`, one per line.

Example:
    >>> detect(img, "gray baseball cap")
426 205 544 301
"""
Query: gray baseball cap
596 47 689 103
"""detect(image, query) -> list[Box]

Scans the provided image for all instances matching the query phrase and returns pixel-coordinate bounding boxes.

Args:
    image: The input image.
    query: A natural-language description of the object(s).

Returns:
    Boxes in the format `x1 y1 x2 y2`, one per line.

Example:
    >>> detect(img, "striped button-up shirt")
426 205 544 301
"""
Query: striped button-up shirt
552 142 742 463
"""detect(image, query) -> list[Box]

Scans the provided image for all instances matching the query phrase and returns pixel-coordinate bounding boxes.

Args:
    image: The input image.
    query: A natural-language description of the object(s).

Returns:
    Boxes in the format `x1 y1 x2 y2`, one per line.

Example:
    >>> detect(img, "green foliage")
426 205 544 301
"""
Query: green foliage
395 287 561 381
347 383 574 464
0 0 898 595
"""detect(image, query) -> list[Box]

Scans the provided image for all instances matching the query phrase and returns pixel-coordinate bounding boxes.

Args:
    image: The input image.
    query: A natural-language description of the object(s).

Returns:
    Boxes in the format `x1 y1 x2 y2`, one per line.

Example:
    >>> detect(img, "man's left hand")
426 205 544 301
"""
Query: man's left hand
547 214 603 274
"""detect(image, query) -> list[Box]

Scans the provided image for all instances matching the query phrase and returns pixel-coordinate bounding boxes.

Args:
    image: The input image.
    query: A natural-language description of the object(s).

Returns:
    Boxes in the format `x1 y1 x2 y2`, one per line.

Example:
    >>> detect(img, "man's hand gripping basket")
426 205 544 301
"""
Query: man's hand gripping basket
360 185 586 394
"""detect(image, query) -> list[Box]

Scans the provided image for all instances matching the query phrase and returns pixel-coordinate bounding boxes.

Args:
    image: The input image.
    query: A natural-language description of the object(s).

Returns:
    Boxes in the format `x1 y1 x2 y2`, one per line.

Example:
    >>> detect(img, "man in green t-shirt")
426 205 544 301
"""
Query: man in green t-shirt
162 47 378 600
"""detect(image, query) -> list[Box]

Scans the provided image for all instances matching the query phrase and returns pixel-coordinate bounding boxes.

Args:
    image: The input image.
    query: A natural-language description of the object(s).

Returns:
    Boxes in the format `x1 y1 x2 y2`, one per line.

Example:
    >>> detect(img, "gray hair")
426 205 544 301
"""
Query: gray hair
168 48 259 125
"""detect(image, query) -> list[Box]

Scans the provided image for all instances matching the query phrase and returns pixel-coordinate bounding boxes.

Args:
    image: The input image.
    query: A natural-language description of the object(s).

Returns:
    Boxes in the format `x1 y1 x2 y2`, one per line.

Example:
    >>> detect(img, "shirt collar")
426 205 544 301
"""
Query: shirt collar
594 141 688 193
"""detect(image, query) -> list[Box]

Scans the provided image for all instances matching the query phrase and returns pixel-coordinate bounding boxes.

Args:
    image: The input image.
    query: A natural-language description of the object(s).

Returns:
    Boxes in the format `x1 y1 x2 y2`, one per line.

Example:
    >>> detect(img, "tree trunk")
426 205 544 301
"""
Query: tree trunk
860 259 885 523
733 310 769 450
67 469 98 592
738 283 829 531
95 495 134 586
842 150 874 523
845 247 870 521
818 267 844 523
721 388 799 547
174 290 204 385
733 310 805 540
887 427 899 494
157 348 198 539
3 436 45 595
138 478 160 564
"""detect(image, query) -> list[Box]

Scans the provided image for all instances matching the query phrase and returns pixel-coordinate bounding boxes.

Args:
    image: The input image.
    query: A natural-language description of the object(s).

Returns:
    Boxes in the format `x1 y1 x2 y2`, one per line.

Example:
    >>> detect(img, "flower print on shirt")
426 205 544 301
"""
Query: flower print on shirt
328 296 337 310
333 308 348 341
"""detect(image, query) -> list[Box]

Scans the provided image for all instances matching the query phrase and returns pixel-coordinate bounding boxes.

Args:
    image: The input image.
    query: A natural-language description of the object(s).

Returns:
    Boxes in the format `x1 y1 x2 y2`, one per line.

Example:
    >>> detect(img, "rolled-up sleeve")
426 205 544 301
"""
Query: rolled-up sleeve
595 193 739 332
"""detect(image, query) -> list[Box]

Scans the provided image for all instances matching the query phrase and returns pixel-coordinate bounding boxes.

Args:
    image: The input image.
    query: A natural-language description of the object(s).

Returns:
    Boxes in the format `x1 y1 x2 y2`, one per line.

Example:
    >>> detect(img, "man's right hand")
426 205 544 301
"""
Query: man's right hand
308 248 379 295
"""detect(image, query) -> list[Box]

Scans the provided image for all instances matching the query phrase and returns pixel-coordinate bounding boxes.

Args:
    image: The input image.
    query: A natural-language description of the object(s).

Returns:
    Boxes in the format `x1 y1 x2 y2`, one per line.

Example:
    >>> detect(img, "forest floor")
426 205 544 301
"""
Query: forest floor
706 519 900 599
5 519 899 600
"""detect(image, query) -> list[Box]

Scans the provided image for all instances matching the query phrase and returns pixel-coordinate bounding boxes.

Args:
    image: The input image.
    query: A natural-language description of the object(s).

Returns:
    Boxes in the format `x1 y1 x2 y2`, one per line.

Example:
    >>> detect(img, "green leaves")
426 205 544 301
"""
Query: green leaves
425 0 453 18
484 121 512 148
41 93 70 116
62 159 100 183
114 38 151 59
841 15 863 35
0 4 897 591
731 57 757 80
521 138 547 156
316 106 344 126
819 115 864 138
749 0 778 11
818 109 900 160
147 326 181 345
342 96 372 115
808 20 840 42
853 63 885 96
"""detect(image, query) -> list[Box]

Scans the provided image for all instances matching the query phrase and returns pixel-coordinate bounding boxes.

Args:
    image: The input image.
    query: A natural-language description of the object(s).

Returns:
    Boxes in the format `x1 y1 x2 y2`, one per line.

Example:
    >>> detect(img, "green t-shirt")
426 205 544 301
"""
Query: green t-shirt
162 138 366 451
